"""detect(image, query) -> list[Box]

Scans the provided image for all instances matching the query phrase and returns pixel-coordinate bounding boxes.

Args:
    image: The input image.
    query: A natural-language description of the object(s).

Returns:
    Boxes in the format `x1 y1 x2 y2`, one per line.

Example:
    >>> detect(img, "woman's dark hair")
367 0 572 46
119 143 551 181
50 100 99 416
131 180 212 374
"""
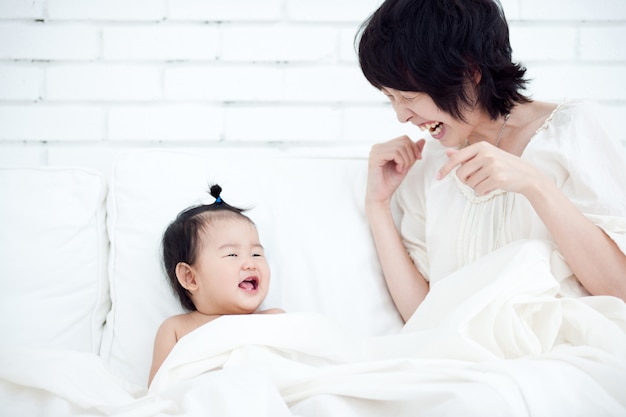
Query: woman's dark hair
161 184 253 311
356 0 530 120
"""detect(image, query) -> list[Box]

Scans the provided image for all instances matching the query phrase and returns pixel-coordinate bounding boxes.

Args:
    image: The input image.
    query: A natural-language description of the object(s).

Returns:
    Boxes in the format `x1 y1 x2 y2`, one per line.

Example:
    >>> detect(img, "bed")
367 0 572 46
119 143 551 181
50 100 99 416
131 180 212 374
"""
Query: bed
1 149 625 416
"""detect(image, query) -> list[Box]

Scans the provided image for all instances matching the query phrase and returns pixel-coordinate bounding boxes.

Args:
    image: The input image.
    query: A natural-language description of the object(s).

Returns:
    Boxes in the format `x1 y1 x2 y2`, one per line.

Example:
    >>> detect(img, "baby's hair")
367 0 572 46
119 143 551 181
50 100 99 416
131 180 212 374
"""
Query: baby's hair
161 184 254 311
178 185 245 220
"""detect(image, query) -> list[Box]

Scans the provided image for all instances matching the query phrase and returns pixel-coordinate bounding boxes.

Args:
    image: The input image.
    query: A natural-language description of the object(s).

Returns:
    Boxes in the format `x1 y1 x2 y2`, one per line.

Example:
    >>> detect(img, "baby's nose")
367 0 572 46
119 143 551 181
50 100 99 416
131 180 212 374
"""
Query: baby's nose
242 259 257 270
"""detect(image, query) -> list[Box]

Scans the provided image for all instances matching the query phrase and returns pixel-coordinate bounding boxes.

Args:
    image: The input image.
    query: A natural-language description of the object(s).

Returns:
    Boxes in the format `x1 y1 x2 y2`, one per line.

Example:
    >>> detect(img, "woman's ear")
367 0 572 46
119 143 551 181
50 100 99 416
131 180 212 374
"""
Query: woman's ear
176 262 198 291
473 68 482 84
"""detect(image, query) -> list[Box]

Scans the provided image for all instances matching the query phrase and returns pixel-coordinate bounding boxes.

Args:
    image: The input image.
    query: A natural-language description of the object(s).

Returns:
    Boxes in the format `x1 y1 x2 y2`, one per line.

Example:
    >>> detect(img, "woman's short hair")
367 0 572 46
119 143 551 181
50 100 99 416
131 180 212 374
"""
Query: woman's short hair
356 0 530 120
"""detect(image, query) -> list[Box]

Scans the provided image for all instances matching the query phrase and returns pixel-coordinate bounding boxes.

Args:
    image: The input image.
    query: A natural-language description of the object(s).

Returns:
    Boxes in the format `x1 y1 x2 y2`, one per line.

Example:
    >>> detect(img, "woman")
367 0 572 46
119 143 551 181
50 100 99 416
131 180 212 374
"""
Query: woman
357 0 626 322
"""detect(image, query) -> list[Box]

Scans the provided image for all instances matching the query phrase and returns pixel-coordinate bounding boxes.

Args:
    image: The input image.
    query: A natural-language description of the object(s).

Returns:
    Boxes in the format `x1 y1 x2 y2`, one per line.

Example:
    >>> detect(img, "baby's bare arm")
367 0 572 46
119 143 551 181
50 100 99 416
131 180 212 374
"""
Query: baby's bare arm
148 318 178 386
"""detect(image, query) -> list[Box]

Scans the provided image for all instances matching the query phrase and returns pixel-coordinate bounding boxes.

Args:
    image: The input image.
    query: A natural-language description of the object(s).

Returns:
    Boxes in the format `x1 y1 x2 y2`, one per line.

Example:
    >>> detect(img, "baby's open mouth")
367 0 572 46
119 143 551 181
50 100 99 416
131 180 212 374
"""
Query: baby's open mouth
238 277 258 290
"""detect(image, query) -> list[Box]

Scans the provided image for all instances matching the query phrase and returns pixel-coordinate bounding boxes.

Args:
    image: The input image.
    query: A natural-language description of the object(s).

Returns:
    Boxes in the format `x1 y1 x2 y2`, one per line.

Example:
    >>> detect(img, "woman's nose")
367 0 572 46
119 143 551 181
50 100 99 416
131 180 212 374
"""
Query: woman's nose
392 101 414 124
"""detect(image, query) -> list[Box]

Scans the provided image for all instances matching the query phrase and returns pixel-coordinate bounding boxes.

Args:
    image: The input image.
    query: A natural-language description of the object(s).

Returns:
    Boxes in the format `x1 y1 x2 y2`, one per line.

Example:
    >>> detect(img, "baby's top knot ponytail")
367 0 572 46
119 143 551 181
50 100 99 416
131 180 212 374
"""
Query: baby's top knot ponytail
173 183 246 220
210 184 223 203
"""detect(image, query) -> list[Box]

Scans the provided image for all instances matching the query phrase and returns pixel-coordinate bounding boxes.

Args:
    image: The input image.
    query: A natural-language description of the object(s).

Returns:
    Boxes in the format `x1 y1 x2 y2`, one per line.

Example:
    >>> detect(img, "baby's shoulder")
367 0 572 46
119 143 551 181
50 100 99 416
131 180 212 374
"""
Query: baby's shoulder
160 312 192 327
164 312 226 340
157 313 196 338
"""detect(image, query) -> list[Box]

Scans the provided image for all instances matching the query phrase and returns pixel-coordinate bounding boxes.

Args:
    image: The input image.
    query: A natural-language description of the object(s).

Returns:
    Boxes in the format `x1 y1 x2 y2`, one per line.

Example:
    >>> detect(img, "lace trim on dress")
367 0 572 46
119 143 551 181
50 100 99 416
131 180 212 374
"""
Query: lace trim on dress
533 99 567 138
452 166 506 204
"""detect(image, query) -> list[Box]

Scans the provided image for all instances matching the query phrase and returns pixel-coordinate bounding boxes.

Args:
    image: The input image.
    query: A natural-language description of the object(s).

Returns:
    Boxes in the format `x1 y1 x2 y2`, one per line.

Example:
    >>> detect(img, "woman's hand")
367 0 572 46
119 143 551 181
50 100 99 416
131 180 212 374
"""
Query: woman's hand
364 136 430 321
366 136 426 209
436 142 545 197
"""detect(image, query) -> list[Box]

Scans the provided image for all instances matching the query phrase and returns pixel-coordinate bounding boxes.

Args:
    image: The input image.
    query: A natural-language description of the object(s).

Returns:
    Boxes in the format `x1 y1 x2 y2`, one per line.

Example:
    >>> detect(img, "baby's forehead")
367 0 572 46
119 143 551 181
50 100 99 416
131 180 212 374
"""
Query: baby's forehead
198 210 254 226
198 212 258 237
199 221 262 252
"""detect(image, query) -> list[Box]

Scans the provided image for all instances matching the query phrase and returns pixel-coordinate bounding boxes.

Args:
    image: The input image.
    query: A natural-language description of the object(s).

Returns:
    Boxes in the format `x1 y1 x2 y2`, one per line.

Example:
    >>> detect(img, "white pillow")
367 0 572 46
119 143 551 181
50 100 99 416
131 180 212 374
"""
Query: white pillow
0 167 109 353
101 150 403 386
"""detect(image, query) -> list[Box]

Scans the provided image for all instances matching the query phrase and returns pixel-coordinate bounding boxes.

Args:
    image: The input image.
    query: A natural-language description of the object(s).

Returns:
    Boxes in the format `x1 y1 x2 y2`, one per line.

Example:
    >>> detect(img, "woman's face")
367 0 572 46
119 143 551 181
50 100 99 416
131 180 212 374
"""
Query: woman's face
381 87 476 148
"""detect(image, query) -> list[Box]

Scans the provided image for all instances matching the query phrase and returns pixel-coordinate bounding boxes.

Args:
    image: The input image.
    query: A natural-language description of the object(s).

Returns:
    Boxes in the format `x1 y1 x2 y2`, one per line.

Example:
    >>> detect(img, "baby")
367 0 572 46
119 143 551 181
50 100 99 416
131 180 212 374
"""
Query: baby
148 184 283 385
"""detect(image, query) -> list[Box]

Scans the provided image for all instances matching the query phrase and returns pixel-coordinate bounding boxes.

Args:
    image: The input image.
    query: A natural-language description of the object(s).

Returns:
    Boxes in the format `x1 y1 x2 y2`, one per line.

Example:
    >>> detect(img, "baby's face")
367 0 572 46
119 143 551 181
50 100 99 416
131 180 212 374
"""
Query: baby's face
191 217 270 315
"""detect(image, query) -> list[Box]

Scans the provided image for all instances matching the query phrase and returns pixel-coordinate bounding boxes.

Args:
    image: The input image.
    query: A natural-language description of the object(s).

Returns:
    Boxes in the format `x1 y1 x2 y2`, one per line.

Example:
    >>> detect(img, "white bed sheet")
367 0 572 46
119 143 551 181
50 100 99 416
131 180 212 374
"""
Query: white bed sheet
2 239 626 417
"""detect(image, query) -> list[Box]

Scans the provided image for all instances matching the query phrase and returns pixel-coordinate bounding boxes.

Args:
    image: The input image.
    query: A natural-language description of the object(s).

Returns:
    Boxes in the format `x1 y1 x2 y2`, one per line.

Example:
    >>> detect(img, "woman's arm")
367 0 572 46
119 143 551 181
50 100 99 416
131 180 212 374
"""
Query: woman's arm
522 174 626 301
439 143 626 301
366 137 429 322
366 201 430 322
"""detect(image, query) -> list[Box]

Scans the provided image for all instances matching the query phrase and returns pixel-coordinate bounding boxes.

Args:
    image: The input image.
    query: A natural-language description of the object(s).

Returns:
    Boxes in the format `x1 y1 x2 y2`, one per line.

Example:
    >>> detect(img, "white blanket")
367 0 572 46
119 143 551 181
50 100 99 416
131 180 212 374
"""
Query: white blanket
2 240 626 416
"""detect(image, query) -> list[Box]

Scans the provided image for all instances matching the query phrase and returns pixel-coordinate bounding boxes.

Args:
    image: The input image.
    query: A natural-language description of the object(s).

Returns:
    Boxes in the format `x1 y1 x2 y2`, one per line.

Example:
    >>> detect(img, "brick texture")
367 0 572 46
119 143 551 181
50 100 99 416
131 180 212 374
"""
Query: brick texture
0 0 624 168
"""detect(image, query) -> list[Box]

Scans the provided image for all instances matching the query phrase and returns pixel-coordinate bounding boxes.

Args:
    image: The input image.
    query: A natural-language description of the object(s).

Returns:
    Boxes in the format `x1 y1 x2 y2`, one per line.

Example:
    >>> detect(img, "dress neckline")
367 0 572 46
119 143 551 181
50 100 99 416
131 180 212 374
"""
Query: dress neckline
530 100 567 141
452 100 569 203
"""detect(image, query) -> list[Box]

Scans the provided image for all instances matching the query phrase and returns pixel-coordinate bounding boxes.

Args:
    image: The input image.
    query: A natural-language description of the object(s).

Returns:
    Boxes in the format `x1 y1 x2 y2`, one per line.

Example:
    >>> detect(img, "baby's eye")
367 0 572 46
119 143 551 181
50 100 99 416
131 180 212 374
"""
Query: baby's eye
252 253 264 257
227 253 238 257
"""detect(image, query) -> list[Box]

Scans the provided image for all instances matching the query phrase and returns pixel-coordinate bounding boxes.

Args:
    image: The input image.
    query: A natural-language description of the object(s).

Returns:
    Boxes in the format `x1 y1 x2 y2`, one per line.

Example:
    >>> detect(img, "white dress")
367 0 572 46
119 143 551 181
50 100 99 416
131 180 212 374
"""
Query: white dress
395 99 626 297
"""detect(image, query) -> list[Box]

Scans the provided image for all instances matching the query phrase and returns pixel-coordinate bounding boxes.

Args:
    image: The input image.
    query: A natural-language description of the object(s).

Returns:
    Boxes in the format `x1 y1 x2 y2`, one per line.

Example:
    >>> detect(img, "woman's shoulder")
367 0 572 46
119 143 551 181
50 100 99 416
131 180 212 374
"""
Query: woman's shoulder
528 99 626 174
554 98 601 115
525 99 614 154
534 99 602 135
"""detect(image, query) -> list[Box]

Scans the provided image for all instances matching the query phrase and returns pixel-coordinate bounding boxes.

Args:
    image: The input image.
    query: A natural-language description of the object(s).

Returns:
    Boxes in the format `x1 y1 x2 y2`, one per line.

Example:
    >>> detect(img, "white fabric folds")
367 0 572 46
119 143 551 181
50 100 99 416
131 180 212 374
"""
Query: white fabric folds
2 240 625 416
149 240 626 417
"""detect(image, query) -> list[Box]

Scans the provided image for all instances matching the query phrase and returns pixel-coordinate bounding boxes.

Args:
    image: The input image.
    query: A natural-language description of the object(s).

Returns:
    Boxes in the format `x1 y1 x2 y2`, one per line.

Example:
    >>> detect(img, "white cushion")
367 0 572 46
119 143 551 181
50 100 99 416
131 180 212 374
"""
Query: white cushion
0 167 109 353
101 150 403 386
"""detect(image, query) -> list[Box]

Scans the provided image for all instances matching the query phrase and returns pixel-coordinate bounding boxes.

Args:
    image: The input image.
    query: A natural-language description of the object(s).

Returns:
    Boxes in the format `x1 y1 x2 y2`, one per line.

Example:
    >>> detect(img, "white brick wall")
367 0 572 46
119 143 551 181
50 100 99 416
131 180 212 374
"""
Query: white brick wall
0 0 624 169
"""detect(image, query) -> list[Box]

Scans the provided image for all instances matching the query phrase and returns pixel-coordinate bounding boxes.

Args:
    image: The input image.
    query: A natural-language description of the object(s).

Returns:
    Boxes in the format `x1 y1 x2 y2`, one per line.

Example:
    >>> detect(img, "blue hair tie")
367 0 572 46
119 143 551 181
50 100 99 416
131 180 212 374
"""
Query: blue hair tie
215 196 222 203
